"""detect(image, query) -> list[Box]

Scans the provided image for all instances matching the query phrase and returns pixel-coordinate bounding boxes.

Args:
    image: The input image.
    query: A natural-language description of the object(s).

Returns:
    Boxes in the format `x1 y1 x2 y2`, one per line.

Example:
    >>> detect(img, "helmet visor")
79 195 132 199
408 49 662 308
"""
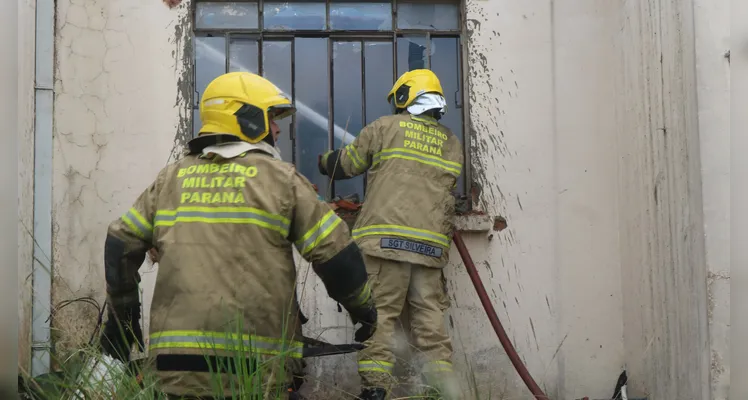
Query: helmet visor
268 104 296 121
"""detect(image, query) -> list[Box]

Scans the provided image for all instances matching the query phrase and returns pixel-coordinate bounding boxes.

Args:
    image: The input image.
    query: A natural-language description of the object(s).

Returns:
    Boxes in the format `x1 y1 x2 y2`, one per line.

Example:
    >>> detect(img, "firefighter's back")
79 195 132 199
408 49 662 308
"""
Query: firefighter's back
148 150 301 397
354 113 464 268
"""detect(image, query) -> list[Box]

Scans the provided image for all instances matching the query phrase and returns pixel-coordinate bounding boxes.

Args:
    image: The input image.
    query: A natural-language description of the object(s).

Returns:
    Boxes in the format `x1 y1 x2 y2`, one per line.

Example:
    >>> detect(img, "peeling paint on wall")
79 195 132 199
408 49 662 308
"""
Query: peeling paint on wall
51 0 191 358
464 2 512 215
168 2 193 163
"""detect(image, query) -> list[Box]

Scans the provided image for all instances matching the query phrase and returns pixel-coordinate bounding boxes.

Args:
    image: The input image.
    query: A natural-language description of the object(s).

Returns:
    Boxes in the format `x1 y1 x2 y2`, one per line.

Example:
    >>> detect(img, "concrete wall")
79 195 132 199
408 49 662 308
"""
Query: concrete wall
693 1 731 398
614 1 711 399
462 1 627 398
18 0 728 398
49 0 189 354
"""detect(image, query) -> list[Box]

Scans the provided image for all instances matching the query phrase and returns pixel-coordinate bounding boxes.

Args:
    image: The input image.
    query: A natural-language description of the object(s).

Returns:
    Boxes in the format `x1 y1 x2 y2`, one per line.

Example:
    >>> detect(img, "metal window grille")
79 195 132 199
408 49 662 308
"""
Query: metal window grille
192 0 469 201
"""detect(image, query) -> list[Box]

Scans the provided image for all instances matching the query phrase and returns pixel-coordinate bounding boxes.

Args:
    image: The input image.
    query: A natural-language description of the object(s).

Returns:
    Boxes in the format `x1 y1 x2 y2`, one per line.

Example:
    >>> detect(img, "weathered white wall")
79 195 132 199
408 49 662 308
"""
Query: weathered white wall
49 0 190 355
459 1 627 399
693 1 730 398
35 0 725 399
614 1 711 399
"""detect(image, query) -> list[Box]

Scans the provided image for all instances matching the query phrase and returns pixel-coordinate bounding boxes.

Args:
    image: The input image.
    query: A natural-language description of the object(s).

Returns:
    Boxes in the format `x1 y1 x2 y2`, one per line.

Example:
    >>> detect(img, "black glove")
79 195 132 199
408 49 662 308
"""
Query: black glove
317 153 328 176
99 304 144 362
347 304 378 343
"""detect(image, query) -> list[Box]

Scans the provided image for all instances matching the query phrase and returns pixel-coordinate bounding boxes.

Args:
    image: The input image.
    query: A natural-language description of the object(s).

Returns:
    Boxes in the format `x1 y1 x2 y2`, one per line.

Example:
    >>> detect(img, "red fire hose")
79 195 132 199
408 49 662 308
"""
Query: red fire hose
452 230 550 400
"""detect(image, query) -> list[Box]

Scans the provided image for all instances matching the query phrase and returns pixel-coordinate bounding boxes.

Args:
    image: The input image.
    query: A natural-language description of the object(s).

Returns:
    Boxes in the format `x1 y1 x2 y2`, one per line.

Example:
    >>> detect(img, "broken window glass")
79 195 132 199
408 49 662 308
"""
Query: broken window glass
294 38 331 196
196 2 259 30
397 35 428 75
332 41 364 199
262 40 294 162
264 2 326 30
329 2 392 31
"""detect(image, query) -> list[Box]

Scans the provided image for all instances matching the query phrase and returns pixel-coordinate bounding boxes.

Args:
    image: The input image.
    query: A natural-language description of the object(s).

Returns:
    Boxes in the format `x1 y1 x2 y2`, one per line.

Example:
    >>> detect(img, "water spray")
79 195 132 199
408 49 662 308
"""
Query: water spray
196 40 357 144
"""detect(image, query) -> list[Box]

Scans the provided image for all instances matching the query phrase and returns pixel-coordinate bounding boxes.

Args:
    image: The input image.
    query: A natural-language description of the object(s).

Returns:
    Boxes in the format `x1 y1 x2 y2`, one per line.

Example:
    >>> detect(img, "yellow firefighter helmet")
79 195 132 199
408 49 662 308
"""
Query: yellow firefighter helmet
198 71 296 144
386 69 444 110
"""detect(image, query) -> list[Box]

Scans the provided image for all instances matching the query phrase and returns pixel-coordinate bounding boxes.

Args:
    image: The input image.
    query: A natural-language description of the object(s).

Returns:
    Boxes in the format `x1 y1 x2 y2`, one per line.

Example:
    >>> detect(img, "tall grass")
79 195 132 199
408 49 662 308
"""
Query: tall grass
18 283 503 400
19 331 300 399
18 328 481 400
20 301 306 400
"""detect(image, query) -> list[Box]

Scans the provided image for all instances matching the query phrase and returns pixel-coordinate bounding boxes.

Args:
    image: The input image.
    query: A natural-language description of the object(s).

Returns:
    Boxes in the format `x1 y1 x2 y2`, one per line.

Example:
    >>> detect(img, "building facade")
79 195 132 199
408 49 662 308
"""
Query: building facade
17 0 729 399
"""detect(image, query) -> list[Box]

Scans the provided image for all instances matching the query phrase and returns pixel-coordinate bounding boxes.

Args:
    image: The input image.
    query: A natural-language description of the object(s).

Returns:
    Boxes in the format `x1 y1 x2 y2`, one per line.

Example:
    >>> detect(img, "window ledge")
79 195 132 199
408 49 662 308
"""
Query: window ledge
453 213 498 233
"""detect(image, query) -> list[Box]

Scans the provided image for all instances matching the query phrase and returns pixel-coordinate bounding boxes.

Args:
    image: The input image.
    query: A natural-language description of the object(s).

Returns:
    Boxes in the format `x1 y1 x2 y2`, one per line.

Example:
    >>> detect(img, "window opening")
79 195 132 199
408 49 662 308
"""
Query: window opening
193 0 466 201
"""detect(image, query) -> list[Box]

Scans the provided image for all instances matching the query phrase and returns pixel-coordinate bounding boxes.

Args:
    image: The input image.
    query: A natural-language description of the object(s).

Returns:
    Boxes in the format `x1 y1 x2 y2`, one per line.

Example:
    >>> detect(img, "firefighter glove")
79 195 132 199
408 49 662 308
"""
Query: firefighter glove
342 282 377 342
100 304 144 362
318 152 330 176
349 304 377 342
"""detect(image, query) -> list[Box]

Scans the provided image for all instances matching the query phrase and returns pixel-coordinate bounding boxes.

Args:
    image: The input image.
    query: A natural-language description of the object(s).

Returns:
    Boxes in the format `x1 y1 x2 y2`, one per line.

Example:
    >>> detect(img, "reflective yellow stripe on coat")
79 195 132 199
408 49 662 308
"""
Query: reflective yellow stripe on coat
296 210 343 255
372 148 462 177
154 206 291 237
352 224 450 247
344 143 367 170
149 330 304 358
121 207 153 240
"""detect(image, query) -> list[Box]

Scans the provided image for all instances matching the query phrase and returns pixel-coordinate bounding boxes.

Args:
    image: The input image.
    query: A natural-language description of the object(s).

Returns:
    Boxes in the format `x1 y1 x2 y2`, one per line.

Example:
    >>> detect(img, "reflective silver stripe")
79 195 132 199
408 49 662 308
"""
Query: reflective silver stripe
353 224 449 247
149 331 303 358
154 207 290 236
296 210 343 254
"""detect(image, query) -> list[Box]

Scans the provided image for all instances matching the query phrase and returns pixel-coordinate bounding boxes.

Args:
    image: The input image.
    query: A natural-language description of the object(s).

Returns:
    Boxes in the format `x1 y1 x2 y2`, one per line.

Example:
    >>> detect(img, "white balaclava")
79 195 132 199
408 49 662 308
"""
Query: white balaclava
406 92 448 116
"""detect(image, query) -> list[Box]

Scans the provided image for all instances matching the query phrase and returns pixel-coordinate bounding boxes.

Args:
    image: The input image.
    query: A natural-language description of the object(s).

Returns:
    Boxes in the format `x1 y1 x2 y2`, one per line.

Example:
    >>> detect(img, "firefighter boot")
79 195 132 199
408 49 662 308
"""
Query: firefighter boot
357 387 387 400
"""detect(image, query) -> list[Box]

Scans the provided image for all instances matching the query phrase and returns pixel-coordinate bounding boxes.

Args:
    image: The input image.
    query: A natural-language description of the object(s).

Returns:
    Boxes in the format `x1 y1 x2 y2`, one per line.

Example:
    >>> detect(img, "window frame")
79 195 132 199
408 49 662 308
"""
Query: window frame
190 0 474 211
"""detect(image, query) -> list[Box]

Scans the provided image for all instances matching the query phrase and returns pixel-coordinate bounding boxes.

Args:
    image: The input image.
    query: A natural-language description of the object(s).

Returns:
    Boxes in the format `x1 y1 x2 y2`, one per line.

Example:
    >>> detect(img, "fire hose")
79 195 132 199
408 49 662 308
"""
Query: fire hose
452 230 549 400
321 195 550 398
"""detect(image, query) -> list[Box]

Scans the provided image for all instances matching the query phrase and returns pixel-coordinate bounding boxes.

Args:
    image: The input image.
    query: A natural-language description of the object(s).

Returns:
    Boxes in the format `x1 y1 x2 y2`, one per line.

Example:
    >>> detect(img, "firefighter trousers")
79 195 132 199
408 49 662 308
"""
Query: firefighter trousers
357 254 456 395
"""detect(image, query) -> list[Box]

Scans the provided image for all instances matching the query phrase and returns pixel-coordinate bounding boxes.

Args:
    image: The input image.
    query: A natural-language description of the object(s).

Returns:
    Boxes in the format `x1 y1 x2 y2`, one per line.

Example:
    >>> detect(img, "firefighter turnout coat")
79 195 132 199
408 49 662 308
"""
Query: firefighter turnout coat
104 141 365 397
321 113 464 268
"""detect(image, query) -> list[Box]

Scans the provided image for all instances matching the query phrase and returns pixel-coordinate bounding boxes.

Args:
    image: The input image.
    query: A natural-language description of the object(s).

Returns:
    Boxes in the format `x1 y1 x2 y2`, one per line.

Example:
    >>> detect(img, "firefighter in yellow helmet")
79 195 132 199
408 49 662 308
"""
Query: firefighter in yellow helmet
317 69 464 400
99 71 377 399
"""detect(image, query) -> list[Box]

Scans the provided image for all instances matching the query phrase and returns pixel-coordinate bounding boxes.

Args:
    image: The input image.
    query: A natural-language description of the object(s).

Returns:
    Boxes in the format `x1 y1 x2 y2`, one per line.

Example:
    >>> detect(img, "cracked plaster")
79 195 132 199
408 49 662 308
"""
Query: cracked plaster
50 0 188 356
